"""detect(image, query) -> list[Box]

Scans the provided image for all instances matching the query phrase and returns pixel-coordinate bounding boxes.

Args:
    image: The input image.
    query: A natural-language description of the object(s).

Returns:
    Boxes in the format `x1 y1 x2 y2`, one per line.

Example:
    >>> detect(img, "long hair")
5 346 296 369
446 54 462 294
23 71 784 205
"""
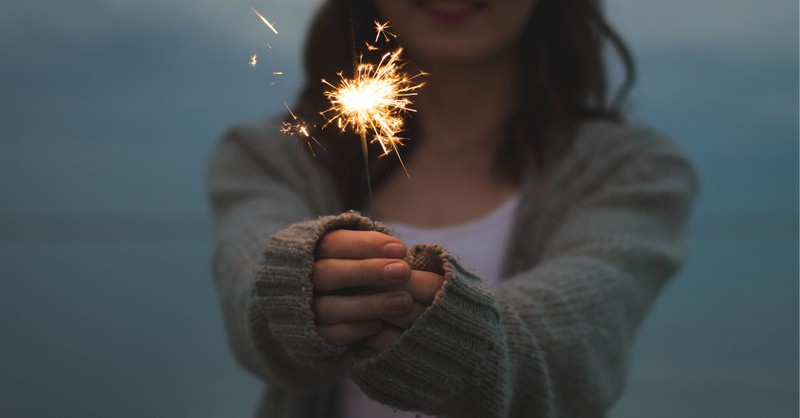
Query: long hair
292 0 635 209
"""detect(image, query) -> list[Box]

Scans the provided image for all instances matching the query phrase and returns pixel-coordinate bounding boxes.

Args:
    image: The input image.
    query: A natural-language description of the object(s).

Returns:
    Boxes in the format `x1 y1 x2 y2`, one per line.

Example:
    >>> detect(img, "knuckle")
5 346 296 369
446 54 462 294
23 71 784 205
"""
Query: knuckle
427 276 442 296
386 302 424 328
315 232 335 257
356 233 373 255
310 260 326 283
319 322 379 346
318 325 345 346
356 260 372 283
423 273 444 299
312 297 334 324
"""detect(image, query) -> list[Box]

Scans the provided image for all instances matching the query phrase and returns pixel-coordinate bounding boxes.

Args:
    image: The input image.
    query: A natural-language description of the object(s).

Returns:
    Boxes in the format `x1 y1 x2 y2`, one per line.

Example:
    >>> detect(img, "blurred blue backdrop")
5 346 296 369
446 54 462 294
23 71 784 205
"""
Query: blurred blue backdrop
1 0 797 417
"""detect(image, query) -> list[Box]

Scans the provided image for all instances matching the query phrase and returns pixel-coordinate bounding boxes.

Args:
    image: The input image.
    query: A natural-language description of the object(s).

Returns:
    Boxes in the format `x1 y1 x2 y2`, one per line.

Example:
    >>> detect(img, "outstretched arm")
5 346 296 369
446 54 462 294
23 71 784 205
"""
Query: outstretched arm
346 131 699 417
208 123 346 390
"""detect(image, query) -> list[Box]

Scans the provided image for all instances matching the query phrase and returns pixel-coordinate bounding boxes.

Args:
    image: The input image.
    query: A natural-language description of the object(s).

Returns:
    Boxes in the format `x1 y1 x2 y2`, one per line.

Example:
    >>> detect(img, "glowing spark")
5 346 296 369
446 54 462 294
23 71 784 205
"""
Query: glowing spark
251 8 278 34
249 54 258 67
373 20 396 42
281 103 325 156
321 46 425 170
272 72 283 75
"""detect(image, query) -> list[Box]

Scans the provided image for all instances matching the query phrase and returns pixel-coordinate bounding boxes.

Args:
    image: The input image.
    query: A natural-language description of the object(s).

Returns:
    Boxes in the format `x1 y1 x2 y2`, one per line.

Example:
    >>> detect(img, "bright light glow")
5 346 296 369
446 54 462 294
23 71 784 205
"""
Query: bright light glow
251 7 278 34
281 103 325 156
322 43 425 169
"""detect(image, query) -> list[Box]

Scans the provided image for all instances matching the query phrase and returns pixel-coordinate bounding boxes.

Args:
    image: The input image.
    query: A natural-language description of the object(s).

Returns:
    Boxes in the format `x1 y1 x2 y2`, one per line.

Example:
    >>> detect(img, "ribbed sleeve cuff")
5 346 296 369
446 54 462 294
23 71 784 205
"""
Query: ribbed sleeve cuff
250 212 390 369
347 243 507 416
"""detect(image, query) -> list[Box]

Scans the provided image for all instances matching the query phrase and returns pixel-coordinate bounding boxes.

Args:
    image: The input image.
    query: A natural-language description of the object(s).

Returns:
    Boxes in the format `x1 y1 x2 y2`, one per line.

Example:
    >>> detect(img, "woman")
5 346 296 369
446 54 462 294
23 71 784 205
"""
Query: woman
207 0 698 417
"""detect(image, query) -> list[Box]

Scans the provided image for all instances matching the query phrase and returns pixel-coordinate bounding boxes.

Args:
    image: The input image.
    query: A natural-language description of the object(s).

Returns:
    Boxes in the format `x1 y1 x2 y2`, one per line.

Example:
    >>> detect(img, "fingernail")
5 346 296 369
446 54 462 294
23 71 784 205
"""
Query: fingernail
385 294 410 313
383 261 408 281
383 242 407 258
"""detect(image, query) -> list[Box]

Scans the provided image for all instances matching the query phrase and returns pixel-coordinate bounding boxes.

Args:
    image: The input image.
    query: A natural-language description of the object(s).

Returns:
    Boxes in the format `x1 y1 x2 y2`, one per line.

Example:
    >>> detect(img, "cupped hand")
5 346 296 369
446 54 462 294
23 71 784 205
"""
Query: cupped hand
312 229 446 350
312 229 413 345
360 268 445 354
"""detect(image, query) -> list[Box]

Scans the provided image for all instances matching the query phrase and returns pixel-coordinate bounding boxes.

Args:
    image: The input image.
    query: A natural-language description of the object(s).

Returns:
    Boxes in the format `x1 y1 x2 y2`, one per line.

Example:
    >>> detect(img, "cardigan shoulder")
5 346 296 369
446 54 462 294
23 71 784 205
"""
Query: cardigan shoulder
569 119 694 170
507 119 699 274
208 117 343 219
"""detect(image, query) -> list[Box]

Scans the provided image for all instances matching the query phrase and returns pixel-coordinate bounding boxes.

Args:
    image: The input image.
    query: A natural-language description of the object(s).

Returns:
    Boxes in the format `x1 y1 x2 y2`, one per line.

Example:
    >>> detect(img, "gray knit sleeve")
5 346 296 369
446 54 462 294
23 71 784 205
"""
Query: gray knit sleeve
347 127 698 417
348 243 509 416
207 123 347 390
249 212 390 389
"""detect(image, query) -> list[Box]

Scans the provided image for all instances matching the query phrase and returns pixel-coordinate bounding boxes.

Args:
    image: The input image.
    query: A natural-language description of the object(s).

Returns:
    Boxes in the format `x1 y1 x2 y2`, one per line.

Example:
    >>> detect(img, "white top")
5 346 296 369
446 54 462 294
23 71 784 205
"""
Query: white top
342 193 520 418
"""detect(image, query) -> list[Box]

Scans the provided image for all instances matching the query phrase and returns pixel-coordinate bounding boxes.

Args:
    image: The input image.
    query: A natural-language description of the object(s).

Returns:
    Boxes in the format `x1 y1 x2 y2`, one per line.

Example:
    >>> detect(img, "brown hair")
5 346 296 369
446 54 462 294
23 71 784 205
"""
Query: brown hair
291 0 635 209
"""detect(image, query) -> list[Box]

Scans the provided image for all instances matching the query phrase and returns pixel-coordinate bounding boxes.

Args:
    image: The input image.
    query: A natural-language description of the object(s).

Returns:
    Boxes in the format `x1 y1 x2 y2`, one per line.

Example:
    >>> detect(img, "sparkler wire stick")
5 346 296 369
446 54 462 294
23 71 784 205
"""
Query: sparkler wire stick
347 0 376 229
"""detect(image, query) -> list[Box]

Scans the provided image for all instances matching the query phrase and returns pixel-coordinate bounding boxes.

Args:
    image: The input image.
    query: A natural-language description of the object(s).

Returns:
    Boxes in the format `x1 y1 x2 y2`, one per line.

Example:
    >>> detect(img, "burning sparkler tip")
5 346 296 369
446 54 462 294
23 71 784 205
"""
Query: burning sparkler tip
320 44 425 159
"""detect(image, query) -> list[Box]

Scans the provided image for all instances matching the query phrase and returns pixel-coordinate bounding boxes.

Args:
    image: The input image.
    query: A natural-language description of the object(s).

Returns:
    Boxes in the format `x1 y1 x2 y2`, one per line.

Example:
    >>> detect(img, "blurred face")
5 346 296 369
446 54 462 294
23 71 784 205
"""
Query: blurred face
375 0 536 65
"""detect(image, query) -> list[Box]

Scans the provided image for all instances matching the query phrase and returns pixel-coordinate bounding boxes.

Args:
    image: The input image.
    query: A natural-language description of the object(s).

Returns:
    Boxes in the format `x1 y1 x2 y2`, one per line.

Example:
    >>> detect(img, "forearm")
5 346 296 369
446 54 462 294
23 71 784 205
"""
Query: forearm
212 197 318 387
208 123 349 389
346 134 698 417
346 246 663 418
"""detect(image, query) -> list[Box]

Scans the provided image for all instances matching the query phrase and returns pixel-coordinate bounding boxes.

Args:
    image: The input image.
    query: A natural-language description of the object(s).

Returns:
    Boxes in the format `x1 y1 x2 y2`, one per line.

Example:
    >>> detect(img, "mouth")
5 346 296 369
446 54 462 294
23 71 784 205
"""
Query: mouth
414 0 489 24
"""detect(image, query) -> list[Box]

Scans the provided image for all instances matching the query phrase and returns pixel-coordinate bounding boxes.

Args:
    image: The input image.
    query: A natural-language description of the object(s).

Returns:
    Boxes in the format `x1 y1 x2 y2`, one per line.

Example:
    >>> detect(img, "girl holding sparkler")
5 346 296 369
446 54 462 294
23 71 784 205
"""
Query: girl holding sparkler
208 0 697 417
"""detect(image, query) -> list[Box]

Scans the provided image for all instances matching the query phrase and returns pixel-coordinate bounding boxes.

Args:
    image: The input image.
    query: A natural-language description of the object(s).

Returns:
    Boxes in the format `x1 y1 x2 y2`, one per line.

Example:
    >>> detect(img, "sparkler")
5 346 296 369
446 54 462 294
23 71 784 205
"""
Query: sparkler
321 47 424 171
318 15 425 225
248 9 282 82
281 103 325 156
251 8 278 34
253 3 424 224
316 8 425 224
373 20 396 42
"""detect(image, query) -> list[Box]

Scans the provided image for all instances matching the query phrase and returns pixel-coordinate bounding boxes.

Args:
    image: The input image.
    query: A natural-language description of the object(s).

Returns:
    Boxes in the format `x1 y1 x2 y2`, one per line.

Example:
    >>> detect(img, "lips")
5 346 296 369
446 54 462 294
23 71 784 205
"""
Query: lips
415 0 489 24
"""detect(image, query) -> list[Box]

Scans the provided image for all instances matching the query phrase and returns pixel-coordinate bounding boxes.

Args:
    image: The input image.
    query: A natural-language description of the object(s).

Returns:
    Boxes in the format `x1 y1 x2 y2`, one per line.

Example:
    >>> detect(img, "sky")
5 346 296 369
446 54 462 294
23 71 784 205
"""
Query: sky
1 1 797 417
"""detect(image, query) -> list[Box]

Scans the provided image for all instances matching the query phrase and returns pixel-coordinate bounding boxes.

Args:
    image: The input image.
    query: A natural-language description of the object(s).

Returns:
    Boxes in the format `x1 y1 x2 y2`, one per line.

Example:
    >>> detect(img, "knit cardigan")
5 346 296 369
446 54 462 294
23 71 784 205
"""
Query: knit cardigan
206 119 698 418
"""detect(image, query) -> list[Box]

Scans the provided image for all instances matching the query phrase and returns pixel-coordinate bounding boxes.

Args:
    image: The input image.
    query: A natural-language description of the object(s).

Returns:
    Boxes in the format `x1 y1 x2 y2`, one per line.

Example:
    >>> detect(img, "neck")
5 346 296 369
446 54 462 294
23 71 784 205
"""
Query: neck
411 51 521 154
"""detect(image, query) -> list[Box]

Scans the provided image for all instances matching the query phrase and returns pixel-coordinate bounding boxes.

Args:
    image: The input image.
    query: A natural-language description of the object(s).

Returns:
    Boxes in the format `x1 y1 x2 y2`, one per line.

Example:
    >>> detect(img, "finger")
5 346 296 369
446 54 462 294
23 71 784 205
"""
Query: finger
312 259 411 291
383 302 427 329
363 327 403 353
314 291 413 324
316 320 382 346
315 230 407 260
367 270 445 305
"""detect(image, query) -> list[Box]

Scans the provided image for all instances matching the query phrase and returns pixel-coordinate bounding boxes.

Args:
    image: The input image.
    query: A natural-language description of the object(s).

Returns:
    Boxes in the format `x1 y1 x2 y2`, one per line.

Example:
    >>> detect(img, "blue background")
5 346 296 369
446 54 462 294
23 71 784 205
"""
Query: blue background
1 0 797 416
